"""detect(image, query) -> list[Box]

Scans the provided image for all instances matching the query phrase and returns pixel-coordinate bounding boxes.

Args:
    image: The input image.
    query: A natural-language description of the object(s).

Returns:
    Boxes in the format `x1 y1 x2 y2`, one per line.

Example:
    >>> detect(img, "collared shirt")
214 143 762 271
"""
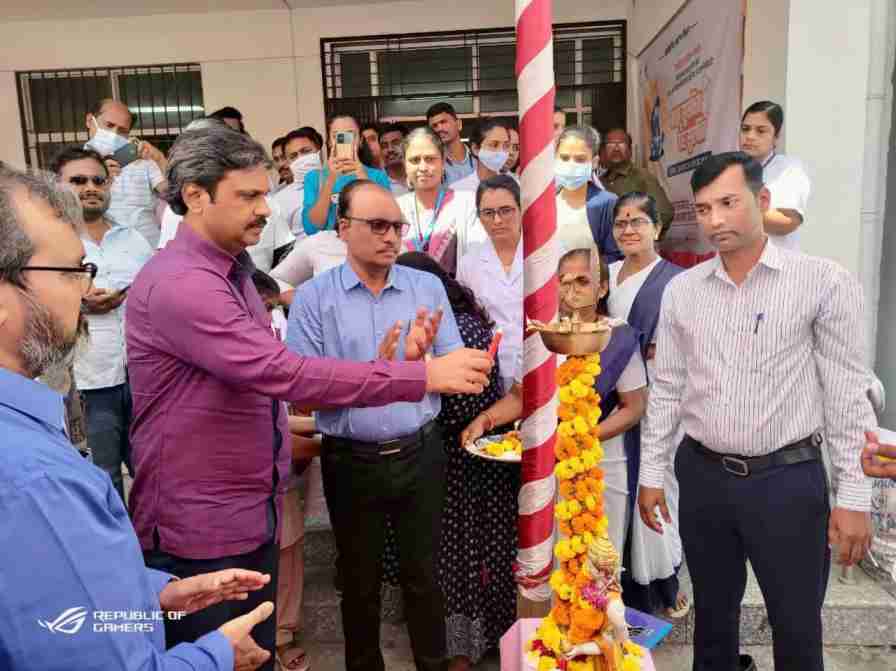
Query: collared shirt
157 205 295 273
75 219 153 391
106 158 165 249
0 368 232 671
640 240 876 511
301 167 392 236
602 160 675 230
456 238 524 392
126 223 428 559
443 144 477 186
272 182 306 236
287 263 463 442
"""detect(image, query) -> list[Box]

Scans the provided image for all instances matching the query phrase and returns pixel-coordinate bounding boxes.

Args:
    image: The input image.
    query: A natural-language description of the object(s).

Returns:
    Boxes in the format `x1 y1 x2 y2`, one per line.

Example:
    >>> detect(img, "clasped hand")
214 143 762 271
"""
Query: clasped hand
377 306 443 361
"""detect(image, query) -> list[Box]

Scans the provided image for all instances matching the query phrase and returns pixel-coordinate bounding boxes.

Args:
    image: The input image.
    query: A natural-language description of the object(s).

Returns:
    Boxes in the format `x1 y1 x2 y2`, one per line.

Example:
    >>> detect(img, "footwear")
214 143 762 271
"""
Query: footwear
739 654 756 671
663 592 691 619
276 645 310 671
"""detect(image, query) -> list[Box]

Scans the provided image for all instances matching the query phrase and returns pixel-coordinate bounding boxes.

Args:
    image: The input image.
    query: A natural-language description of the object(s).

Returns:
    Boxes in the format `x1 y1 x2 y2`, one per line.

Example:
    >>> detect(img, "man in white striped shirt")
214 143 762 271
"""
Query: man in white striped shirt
638 152 874 671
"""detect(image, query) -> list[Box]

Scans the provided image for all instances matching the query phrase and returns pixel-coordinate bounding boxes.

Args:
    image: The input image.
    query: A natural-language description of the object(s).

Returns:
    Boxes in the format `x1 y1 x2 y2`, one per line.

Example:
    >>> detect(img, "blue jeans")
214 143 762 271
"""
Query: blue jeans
82 382 133 502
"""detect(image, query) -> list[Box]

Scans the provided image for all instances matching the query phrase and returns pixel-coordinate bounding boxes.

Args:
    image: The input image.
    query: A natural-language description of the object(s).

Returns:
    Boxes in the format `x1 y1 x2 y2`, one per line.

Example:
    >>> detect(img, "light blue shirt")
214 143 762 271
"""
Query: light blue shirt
301 167 392 236
0 368 232 671
287 263 463 441
77 219 154 390
443 145 477 186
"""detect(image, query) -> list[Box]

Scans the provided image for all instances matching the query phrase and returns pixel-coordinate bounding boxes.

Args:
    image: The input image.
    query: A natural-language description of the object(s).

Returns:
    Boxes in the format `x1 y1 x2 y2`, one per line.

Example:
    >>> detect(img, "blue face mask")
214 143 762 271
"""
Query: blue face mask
478 148 510 174
86 116 129 157
554 159 592 190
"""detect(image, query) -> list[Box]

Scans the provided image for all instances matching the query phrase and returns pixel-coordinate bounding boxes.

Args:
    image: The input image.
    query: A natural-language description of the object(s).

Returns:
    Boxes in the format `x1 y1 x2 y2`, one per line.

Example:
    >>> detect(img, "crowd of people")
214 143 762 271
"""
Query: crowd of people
0 87 894 671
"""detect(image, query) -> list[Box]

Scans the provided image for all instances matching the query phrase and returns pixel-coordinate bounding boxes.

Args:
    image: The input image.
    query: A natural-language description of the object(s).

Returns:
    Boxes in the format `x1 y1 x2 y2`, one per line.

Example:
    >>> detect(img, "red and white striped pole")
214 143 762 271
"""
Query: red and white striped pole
515 0 558 603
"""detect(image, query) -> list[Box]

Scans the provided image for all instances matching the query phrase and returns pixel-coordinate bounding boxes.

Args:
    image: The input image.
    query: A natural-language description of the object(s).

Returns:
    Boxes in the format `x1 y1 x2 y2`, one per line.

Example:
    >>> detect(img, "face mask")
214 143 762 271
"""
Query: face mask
86 116 129 156
290 152 322 185
478 148 510 173
554 159 592 190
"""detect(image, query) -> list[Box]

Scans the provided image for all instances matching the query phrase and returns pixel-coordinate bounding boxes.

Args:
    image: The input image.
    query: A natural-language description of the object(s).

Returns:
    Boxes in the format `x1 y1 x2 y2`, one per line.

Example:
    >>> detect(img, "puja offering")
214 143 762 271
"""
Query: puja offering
467 430 523 462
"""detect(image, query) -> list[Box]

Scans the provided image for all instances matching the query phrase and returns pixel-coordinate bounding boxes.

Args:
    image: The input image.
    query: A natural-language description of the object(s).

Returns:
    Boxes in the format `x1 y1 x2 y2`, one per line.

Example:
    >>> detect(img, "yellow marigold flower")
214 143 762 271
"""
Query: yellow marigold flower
559 387 576 405
570 535 586 555
557 421 575 438
588 408 601 427
567 456 585 475
573 415 590 435
596 516 609 535
582 531 594 547
576 373 595 387
549 569 567 592
569 660 595 671
567 499 582 516
554 461 574 480
571 381 590 399
538 656 556 671
585 362 600 375
621 656 641 671
584 494 598 511
581 450 597 469
623 641 644 657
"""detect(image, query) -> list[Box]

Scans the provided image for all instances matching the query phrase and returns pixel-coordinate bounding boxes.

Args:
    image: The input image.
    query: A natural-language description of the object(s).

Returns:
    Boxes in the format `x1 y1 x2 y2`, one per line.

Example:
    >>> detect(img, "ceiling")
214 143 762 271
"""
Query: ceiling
0 0 398 22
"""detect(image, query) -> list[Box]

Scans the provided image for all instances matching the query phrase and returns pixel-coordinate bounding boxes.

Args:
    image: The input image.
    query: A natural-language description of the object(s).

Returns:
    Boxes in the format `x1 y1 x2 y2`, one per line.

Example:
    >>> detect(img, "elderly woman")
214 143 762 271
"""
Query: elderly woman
397 126 485 275
607 192 689 618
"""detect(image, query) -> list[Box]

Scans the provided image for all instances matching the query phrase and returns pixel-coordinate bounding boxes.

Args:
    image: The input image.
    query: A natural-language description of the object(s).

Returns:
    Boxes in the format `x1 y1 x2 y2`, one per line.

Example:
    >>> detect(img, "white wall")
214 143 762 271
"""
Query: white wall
0 0 628 167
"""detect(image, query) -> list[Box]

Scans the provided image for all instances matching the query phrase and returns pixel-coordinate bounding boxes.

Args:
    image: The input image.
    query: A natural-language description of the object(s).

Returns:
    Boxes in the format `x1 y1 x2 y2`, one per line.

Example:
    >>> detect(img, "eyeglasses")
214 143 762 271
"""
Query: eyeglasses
20 262 98 296
68 175 108 187
479 206 518 222
345 217 410 237
612 217 653 232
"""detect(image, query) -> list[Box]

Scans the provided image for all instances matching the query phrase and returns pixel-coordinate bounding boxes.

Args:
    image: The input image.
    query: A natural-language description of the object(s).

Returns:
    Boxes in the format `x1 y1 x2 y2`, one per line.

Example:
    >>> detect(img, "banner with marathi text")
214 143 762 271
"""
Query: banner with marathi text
638 0 744 267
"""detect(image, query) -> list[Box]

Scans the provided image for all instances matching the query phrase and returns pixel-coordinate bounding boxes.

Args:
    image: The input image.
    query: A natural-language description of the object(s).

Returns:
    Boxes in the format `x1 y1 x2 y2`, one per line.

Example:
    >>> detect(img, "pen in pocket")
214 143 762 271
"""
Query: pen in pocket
753 313 764 335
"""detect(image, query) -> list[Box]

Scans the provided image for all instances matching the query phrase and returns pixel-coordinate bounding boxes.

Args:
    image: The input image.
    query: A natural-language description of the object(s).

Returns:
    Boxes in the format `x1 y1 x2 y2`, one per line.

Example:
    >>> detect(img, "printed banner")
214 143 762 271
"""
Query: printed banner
638 0 744 266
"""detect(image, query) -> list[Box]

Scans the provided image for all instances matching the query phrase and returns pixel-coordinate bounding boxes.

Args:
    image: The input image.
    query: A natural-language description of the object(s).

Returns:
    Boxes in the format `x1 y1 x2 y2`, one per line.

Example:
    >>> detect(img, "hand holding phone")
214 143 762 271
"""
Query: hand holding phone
334 131 355 160
111 140 140 169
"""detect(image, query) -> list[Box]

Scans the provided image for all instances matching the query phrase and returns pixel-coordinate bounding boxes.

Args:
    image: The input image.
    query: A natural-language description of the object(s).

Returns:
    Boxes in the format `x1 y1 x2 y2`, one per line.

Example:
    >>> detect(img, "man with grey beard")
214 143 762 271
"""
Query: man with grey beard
0 165 276 671
51 146 153 501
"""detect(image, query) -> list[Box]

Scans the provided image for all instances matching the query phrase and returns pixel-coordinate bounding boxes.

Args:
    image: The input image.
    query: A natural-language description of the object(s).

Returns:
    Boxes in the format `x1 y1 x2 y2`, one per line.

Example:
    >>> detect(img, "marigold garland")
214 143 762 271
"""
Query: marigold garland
526 353 644 671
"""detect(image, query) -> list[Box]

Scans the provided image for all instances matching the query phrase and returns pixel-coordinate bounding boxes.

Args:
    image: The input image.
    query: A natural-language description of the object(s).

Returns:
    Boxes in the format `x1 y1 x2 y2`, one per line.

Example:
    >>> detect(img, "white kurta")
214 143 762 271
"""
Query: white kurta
556 191 595 253
607 258 683 588
456 238 523 393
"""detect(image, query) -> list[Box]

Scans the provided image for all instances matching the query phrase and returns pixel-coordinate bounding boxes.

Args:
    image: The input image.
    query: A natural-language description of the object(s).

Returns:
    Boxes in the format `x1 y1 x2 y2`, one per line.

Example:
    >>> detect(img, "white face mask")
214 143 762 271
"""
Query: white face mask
86 116 129 156
554 159 592 190
478 148 510 173
290 152 322 185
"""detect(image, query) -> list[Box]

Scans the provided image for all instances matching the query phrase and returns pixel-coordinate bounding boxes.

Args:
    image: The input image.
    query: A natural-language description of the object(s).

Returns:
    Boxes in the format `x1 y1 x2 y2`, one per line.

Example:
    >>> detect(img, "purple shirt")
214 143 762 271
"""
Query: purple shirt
126 223 427 559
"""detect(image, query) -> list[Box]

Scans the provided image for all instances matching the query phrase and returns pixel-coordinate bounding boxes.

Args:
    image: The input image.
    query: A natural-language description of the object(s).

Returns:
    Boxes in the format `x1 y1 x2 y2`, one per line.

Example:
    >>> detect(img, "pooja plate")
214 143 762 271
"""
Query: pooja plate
465 433 522 463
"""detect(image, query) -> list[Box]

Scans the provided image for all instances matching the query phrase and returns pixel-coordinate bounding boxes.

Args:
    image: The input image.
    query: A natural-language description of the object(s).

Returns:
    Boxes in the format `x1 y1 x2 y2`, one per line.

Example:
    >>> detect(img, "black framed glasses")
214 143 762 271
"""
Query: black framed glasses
479 206 518 222
68 175 109 187
345 217 409 237
612 217 654 232
21 262 98 296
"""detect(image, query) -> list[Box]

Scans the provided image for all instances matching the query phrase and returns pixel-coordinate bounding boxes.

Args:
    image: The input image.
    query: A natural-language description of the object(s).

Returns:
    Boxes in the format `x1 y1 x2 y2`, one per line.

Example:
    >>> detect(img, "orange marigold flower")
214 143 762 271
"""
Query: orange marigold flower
568 624 597 645
551 601 571 626
574 570 592 589
558 480 574 498
571 604 606 631
575 480 590 500
558 404 575 421
566 557 581 574
571 515 588 535
558 520 573 537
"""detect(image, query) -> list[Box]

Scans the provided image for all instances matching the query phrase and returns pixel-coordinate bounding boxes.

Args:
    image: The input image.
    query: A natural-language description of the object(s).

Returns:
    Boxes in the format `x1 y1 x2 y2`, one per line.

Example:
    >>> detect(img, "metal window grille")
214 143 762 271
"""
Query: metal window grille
16 63 204 169
321 21 626 134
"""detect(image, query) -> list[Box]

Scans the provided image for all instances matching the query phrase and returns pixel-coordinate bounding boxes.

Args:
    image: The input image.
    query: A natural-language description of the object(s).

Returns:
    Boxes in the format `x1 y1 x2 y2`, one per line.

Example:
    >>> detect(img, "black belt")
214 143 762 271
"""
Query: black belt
324 420 437 456
684 432 823 477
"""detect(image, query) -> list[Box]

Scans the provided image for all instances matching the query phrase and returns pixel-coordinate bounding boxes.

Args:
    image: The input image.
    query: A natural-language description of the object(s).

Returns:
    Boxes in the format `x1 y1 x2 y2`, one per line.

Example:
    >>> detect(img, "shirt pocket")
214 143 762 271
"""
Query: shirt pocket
746 313 799 374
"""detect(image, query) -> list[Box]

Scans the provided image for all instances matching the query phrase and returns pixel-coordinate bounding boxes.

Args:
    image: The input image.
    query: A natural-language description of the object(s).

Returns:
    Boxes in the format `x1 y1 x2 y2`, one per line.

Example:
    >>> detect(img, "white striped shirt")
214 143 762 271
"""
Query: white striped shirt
639 240 875 511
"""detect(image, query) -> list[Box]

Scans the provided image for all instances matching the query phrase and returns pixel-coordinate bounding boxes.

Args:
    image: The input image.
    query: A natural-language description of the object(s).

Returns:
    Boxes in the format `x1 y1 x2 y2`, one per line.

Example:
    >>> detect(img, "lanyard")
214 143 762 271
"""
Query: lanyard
412 188 447 252
761 152 777 170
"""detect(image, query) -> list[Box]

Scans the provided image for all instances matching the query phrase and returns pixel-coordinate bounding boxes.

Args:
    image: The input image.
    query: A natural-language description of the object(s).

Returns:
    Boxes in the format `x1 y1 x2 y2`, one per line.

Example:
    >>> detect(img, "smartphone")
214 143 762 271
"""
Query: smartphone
111 141 140 168
117 284 131 296
334 131 354 159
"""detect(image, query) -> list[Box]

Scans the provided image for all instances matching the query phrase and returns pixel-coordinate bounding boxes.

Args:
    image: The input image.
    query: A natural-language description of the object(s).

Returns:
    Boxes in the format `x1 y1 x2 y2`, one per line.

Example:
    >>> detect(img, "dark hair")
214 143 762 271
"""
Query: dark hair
360 121 380 137
92 98 134 127
556 126 600 157
164 123 271 215
558 246 611 317
396 251 494 330
471 118 511 150
50 146 109 177
690 151 764 196
600 127 633 148
612 191 667 239
326 115 377 168
251 269 280 298
742 100 784 136
209 106 246 133
284 126 324 151
426 102 458 121
402 126 445 158
380 122 409 139
476 174 521 210
271 136 287 153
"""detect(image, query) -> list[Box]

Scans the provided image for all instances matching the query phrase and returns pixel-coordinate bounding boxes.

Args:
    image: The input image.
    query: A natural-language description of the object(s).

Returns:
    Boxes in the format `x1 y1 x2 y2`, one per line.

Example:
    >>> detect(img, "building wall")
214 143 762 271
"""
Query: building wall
0 0 628 168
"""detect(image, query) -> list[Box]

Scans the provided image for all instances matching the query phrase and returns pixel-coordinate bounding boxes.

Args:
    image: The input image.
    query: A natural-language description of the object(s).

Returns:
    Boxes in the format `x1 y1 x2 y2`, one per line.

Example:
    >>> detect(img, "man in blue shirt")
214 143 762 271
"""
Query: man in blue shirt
0 165 273 670
288 180 463 671
51 146 154 502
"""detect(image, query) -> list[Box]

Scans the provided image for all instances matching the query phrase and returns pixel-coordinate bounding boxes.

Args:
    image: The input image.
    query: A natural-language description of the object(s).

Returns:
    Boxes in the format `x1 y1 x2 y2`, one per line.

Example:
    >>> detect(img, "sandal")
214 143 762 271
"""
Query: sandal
664 592 691 619
276 645 310 671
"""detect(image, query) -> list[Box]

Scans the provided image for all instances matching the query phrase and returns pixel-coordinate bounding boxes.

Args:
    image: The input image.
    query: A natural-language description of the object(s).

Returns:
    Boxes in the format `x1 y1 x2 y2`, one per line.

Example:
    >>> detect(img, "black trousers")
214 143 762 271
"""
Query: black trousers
321 426 448 671
676 441 830 671
82 381 133 502
144 540 279 671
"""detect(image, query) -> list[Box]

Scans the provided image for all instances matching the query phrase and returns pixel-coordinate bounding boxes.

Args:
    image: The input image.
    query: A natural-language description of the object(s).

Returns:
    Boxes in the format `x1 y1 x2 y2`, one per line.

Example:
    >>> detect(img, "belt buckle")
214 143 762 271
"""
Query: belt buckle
722 455 750 477
379 438 401 456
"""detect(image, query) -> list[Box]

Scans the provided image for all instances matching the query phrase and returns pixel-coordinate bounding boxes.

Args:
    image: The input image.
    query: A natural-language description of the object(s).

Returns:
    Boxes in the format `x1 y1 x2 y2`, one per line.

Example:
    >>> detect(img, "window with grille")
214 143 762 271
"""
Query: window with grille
321 21 626 135
16 63 205 169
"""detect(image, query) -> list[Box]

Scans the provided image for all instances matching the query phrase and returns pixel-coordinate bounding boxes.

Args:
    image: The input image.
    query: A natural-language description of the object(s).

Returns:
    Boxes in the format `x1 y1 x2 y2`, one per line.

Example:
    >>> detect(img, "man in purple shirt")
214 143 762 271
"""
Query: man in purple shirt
126 123 492 669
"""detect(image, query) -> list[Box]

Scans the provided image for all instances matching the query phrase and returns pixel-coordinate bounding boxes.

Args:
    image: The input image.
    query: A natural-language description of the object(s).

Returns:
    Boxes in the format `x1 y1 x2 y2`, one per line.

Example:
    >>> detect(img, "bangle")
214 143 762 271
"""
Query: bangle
482 410 495 432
